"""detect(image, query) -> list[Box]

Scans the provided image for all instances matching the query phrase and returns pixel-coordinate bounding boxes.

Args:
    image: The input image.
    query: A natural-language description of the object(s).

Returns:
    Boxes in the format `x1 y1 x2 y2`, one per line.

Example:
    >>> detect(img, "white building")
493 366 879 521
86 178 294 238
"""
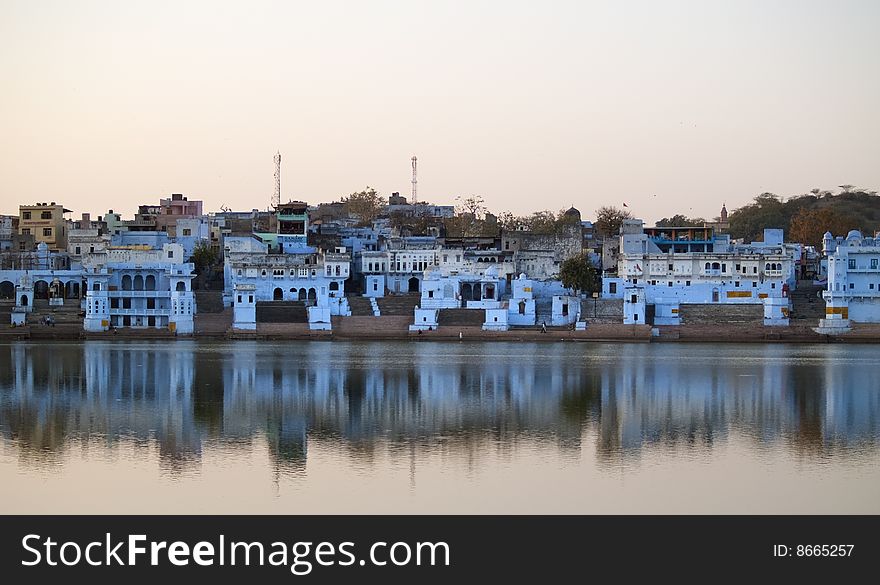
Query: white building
82 243 196 333
610 222 794 326
816 230 880 333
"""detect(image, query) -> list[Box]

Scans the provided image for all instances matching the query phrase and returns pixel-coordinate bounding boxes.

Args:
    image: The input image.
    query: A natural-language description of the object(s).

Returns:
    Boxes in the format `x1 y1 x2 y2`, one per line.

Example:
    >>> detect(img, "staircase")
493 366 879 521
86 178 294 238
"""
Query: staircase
255 301 308 323
438 308 485 327
332 315 411 338
194 290 225 313
535 297 552 326
789 284 825 324
194 308 233 336
28 299 84 338
376 293 420 316
347 296 375 316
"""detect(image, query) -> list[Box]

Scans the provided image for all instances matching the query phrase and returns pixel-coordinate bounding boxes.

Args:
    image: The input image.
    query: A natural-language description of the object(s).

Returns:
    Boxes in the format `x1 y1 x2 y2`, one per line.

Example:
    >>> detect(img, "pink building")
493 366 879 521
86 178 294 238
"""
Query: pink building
156 194 203 235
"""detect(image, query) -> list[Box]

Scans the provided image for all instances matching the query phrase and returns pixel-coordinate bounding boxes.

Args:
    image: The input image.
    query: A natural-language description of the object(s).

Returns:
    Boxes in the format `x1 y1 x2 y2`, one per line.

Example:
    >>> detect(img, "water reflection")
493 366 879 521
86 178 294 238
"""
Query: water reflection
0 341 878 476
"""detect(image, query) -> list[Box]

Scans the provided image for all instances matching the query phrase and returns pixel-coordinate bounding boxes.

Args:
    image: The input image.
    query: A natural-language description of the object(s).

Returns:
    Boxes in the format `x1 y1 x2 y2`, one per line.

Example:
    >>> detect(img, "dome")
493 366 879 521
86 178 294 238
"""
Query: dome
846 229 863 241
518 273 527 280
823 231 833 239
564 206 581 219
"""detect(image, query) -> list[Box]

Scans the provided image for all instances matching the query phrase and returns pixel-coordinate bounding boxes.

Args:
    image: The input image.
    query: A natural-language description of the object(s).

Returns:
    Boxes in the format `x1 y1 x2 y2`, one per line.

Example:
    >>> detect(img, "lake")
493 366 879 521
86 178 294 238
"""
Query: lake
1 340 878 514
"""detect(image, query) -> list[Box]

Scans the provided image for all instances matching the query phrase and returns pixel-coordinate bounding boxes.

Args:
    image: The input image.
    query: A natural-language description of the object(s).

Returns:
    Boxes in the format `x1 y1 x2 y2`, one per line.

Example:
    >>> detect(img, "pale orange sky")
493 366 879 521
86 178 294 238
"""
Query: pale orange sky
1 0 878 223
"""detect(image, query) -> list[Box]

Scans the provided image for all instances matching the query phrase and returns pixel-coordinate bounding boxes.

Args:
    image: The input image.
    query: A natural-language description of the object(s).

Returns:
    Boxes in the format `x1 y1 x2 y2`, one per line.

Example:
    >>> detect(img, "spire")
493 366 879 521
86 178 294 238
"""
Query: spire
720 202 728 222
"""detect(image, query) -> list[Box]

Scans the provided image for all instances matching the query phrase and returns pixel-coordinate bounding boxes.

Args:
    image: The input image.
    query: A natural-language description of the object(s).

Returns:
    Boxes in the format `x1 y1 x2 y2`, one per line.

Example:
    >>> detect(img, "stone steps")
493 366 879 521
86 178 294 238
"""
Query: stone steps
194 290 225 313
331 315 412 337
347 296 375 316
255 301 308 323
194 308 233 335
438 308 485 327
376 293 420 316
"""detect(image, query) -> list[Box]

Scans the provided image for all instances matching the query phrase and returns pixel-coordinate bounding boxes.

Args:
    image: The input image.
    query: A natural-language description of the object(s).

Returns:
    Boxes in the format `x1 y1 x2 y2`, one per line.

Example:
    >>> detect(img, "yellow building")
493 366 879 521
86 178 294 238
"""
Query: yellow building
19 202 71 251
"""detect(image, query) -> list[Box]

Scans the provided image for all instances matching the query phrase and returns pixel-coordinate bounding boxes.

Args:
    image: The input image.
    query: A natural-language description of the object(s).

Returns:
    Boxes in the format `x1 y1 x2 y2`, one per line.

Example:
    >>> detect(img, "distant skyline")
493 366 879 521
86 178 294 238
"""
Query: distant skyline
1 0 878 223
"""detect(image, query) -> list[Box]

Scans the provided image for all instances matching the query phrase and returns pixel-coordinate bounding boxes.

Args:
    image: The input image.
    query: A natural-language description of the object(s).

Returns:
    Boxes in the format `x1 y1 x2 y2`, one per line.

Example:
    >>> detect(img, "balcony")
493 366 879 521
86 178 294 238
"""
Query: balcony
109 308 170 316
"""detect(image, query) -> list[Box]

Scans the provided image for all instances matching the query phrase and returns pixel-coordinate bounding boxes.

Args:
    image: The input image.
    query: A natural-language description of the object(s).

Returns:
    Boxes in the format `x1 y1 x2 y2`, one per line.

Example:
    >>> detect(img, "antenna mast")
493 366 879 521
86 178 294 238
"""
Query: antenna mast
411 155 418 205
272 151 281 208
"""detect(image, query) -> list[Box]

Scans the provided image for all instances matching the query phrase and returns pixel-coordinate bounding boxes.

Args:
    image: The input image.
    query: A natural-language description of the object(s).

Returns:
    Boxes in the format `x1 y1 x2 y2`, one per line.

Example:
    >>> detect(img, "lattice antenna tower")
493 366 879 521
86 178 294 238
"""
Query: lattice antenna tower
411 155 418 205
272 151 282 209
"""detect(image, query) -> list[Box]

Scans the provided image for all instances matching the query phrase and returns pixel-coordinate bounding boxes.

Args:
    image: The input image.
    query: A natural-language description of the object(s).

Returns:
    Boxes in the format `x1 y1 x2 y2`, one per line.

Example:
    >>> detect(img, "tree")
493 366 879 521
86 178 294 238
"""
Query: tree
189 240 218 269
728 193 786 241
452 195 488 237
593 206 632 238
655 214 705 227
788 208 856 249
342 187 384 225
558 254 600 295
189 241 219 290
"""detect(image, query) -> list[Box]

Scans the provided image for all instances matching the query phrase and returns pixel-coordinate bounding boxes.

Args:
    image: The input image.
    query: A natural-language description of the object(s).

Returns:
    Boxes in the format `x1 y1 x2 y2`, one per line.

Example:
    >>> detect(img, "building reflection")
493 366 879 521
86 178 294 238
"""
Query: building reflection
0 342 877 473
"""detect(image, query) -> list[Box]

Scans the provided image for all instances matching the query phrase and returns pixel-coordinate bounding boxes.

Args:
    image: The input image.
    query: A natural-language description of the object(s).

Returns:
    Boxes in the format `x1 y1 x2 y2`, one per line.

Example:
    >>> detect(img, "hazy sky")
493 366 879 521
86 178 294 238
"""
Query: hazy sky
1 0 878 223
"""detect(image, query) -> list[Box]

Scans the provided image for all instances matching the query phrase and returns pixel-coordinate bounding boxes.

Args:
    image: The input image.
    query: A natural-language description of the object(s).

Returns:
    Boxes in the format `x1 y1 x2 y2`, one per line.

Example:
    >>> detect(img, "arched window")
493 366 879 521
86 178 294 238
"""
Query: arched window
712 262 720 270
705 262 711 270
133 275 144 290
308 288 317 301
765 263 771 271
121 275 132 290
298 289 306 301
273 287 283 300
176 281 186 291
329 282 339 291
93 282 101 291
145 275 156 290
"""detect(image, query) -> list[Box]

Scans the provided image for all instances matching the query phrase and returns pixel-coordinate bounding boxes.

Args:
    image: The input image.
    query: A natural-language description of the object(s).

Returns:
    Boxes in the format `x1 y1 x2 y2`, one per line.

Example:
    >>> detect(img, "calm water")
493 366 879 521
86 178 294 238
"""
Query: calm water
1 340 878 514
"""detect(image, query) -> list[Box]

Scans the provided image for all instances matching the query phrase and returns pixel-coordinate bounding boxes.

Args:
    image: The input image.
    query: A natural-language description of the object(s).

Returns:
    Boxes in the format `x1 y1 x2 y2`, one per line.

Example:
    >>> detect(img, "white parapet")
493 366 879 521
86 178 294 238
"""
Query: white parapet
410 307 438 331
482 307 509 331
763 296 791 326
308 306 332 331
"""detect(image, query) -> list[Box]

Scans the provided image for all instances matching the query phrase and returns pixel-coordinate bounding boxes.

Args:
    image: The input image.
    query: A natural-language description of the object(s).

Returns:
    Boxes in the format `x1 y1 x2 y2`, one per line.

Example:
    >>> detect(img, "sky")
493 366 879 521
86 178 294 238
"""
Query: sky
1 0 879 223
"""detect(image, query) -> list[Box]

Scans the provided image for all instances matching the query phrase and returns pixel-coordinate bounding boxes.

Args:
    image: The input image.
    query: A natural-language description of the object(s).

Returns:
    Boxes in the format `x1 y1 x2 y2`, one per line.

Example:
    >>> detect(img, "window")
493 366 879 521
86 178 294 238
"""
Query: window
428 290 434 298
22 228 30 235
146 298 155 309
41 211 52 220
735 264 740 272
237 295 242 303
22 211 31 220
752 281 757 287
872 259 878 269
609 282 617 294
849 282 854 289
75 246 81 255
668 264 673 271
43 228 52 237
668 281 672 287
631 294 638 304
168 251 174 259
735 281 740 287
848 259 856 269
182 228 191 236
122 298 131 309
771 283 776 289
721 264 726 273
443 255 448 262
685 280 690 286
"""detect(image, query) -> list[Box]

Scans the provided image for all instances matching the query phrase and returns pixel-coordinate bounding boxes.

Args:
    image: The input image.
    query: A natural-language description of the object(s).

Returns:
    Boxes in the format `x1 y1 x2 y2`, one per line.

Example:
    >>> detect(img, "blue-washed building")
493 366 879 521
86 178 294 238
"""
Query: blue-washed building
816 230 880 333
